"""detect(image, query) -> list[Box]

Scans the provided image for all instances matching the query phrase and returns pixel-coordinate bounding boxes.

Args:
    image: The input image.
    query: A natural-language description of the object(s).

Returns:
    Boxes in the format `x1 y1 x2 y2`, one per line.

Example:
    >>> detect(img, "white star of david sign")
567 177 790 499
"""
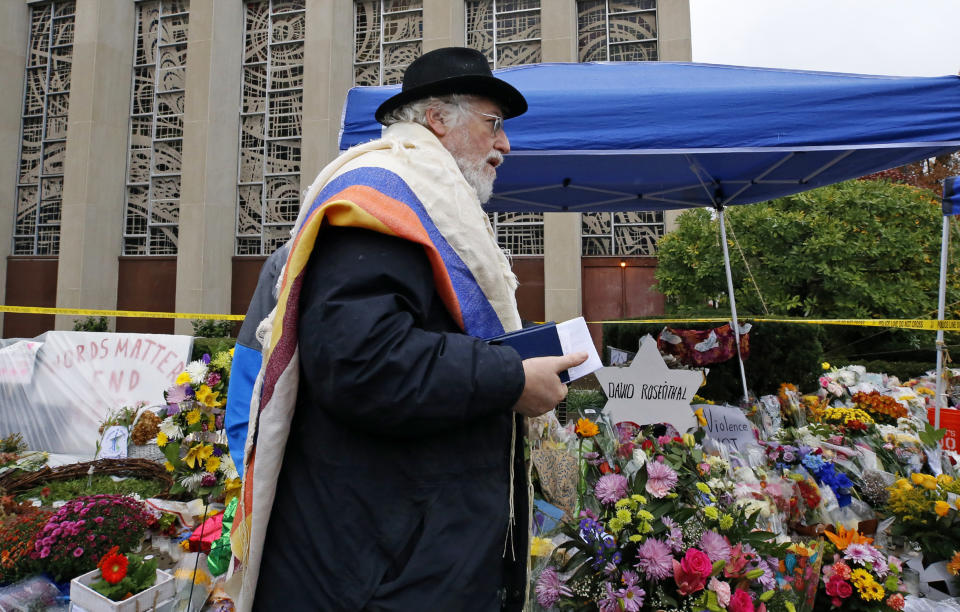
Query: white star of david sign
595 334 703 433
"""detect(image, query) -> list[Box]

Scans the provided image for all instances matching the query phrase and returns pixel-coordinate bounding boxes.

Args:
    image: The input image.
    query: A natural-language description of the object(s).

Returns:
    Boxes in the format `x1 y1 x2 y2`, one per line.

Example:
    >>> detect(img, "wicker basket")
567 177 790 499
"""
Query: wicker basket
127 443 166 463
0 458 173 498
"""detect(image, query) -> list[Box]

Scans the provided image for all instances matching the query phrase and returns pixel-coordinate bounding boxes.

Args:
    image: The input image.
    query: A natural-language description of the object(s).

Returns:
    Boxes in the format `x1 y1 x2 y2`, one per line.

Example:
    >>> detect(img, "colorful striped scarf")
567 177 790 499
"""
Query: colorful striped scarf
229 122 522 610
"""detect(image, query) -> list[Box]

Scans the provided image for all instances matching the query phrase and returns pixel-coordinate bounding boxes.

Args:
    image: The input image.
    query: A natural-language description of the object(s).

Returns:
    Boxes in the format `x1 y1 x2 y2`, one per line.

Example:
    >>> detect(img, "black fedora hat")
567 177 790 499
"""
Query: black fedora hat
374 47 527 124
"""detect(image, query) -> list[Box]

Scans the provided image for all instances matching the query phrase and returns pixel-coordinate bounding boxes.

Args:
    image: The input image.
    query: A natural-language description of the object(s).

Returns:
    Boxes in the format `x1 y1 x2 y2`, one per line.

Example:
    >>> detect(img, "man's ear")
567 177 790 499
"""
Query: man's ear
425 106 448 137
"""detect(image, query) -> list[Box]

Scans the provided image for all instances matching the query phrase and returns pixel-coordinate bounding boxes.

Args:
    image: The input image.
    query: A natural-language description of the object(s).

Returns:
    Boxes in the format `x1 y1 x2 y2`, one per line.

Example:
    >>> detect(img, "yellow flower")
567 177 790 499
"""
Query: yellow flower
186 409 202 425
164 461 175 472
156 432 168 447
574 418 599 438
530 537 554 557
609 518 624 532
894 478 913 491
703 506 719 520
858 580 884 601
682 432 697 447
935 500 951 517
636 509 654 521
205 455 221 473
850 569 872 588
696 482 711 494
184 443 214 469
694 408 707 427
938 474 954 486
175 371 191 385
195 385 223 408
822 362 830 370
719 514 734 530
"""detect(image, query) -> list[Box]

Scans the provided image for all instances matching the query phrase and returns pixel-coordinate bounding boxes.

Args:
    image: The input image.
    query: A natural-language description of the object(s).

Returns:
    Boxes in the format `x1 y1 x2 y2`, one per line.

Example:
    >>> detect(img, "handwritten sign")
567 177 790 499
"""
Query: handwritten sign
699 404 757 452
0 340 41 384
595 335 703 433
0 331 192 455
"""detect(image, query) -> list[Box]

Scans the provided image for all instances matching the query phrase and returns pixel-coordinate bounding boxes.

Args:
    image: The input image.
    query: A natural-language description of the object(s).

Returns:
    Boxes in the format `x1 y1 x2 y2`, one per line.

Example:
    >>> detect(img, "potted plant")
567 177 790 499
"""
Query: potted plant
70 546 174 611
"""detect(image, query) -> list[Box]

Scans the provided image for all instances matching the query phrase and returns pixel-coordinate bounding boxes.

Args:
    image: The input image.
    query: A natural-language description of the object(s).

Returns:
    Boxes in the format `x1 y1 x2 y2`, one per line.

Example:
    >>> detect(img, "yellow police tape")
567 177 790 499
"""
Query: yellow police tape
0 305 243 321
590 317 960 331
1 304 958 331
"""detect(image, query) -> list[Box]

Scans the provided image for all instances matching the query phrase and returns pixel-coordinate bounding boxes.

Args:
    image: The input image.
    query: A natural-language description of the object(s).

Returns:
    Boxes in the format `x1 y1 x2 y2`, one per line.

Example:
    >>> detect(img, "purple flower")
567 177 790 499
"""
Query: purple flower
202 353 211 364
661 516 685 553
700 530 732 562
165 384 193 405
535 567 572 607
595 474 629 505
165 403 181 416
201 473 217 487
73 547 84 558
40 547 50 559
644 460 678 498
618 570 646 611
206 372 221 387
634 537 673 579
213 446 224 457
94 517 104 525
598 582 620 612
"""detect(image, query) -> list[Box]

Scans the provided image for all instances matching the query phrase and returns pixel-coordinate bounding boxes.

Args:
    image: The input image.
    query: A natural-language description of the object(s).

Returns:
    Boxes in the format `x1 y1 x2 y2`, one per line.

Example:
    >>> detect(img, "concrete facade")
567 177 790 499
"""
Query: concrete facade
1 0 691 337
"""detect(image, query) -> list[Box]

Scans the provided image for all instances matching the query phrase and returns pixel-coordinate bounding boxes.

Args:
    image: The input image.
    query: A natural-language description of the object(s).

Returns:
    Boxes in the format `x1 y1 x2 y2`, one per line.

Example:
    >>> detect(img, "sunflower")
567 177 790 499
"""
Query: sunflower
574 418 599 438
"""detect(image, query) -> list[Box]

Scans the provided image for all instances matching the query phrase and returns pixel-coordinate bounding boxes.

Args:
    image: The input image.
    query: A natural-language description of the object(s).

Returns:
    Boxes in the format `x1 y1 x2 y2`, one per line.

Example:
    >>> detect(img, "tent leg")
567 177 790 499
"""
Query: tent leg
717 207 750 404
935 214 950 429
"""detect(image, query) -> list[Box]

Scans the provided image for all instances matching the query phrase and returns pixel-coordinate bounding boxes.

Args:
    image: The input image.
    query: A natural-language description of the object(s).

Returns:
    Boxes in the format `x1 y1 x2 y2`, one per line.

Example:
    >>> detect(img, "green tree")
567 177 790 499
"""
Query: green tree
654 179 960 359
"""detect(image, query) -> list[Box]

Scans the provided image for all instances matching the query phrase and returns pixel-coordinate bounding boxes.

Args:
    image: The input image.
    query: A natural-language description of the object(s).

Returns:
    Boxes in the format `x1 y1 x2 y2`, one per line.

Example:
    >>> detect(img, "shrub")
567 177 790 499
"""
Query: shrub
0 509 51 585
191 319 235 338
33 494 151 582
72 316 109 332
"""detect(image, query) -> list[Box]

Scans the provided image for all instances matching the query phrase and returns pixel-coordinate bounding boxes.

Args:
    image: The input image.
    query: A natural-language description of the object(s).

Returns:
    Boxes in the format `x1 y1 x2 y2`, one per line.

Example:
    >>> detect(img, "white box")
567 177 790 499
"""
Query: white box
69 568 174 612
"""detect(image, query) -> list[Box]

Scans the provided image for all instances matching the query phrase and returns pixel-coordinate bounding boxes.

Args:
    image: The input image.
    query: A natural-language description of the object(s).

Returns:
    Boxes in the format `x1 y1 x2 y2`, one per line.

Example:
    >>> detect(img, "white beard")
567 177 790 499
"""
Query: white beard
445 131 503 204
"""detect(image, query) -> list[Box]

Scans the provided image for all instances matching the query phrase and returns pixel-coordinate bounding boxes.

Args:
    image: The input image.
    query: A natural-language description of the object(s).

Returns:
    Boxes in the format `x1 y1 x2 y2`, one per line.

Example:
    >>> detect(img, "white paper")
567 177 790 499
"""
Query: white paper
556 316 603 382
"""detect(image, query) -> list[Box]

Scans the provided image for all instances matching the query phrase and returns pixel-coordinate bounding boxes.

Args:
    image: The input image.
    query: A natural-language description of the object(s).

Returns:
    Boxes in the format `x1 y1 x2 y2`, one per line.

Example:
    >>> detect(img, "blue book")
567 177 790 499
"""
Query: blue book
486 322 570 383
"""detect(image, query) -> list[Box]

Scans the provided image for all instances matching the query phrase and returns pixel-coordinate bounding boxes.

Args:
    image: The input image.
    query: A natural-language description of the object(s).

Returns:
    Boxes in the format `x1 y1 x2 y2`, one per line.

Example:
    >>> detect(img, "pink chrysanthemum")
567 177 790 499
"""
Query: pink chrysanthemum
535 567 572 607
595 473 629 505
634 537 673 580
644 460 678 498
699 530 732 562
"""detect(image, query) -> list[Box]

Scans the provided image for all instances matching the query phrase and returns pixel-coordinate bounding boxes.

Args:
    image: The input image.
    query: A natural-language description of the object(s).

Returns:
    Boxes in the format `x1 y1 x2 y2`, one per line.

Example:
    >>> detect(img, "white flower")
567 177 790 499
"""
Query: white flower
179 472 205 492
160 419 182 439
185 360 208 385
837 370 857 386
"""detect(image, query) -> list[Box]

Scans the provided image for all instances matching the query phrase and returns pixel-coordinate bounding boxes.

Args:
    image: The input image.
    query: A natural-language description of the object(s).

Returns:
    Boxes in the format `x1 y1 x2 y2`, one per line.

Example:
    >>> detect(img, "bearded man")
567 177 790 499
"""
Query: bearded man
232 47 585 611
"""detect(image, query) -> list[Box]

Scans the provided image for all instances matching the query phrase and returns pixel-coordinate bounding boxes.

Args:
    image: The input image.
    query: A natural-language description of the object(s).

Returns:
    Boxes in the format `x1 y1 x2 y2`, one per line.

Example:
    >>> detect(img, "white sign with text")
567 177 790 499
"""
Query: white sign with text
594 335 702 433
697 403 758 452
0 331 192 455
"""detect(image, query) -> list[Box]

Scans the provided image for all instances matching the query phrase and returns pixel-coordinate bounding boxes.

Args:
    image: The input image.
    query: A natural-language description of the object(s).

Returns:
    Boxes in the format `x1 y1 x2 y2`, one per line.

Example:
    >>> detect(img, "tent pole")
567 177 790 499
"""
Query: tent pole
935 214 950 429
717 206 750 403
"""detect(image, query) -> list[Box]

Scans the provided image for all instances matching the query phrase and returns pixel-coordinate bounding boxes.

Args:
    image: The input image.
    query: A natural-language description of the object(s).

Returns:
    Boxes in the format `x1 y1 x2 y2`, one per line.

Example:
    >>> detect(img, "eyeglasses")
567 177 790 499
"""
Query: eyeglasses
470 109 504 137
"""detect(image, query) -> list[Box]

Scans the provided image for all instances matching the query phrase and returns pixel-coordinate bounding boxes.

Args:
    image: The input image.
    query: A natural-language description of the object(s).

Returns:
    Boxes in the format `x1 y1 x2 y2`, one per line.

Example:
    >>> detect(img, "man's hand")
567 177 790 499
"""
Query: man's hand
512 352 589 418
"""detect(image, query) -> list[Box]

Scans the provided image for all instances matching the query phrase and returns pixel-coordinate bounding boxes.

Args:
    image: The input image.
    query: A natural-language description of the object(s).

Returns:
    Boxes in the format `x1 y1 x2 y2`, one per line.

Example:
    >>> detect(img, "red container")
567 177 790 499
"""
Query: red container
929 407 960 452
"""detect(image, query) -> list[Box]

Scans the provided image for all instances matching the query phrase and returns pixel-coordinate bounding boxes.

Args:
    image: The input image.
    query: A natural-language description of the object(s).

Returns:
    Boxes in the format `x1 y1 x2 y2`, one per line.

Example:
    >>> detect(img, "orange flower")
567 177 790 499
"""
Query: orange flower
948 551 960 576
824 524 873 551
574 418 599 438
97 546 128 585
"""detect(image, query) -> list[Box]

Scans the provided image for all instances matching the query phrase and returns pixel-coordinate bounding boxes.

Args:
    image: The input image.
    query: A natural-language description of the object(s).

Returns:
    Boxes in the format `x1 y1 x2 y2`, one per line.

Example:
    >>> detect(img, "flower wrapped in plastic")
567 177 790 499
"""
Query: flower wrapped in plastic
819 528 907 611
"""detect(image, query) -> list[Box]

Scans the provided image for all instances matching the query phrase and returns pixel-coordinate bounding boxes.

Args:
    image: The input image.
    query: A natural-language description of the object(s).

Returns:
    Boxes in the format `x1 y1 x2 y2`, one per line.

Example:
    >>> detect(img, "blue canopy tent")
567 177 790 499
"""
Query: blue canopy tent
340 62 960 400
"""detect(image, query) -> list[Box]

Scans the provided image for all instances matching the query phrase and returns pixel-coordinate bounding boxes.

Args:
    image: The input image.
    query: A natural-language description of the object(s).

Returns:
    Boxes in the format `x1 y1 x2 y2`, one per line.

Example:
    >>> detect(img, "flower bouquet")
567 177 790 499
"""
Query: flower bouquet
534 424 794 611
156 351 238 500
885 473 960 563
818 527 907 611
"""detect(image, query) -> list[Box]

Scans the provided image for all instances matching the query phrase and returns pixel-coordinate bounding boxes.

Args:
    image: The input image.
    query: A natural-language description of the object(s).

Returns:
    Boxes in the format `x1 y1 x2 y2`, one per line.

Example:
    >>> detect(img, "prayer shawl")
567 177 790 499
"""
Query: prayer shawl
230 122 523 610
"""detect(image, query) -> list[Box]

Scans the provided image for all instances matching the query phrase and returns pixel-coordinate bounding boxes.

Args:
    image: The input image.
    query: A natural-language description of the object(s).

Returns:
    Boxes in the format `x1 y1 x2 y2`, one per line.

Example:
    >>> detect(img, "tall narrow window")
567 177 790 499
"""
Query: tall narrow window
578 0 660 255
123 1 190 255
577 0 657 62
465 0 541 68
14 1 76 256
354 1 423 86
465 0 543 256
236 0 305 256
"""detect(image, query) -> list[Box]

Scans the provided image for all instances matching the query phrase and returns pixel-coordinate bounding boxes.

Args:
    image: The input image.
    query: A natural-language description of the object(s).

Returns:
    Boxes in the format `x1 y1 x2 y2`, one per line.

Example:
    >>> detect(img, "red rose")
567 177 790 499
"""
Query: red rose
835 579 852 599
728 588 755 612
681 547 713 578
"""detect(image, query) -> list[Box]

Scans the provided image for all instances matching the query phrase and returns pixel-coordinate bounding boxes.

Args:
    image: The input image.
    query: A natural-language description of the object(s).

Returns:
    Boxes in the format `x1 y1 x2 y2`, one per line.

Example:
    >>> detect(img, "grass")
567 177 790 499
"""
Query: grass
15 475 167 503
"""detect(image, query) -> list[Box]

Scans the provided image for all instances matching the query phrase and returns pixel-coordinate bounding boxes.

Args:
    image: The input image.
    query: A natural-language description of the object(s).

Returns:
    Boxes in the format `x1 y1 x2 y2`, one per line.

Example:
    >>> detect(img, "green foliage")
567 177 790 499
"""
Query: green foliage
190 319 235 338
191 337 236 361
654 180 960 358
15 475 167 503
90 553 158 601
0 433 27 455
603 321 823 403
565 389 606 420
72 316 109 332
